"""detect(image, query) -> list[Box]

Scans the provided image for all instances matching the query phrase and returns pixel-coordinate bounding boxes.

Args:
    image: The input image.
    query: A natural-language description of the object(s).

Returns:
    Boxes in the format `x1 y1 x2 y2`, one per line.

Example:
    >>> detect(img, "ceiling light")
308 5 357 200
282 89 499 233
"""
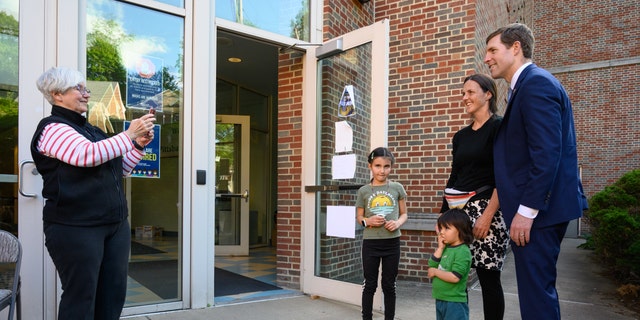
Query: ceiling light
227 57 242 63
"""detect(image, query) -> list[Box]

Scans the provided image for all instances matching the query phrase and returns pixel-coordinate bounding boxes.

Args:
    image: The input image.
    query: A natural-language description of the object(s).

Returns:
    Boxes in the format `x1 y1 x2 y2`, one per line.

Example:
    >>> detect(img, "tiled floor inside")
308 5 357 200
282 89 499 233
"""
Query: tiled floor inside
125 237 296 306
126 237 179 305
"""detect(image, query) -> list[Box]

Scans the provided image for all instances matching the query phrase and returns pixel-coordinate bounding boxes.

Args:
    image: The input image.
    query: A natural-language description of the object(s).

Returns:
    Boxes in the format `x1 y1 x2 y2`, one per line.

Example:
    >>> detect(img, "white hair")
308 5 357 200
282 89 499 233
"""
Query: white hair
36 67 86 105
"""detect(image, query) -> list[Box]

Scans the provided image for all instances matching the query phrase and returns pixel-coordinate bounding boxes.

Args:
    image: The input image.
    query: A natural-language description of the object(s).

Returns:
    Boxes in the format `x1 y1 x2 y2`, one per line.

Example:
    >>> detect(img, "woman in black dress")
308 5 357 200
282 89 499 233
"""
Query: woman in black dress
441 74 509 320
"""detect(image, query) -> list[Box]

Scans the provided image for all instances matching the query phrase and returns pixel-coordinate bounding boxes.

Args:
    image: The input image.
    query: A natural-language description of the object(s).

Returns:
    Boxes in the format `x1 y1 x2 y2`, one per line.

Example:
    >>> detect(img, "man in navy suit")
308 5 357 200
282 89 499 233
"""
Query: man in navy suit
484 23 587 319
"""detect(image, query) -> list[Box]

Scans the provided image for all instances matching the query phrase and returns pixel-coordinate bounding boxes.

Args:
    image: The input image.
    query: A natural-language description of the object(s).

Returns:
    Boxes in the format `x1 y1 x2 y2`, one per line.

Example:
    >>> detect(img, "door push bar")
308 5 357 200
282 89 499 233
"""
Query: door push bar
19 160 38 198
305 184 363 192
216 189 249 202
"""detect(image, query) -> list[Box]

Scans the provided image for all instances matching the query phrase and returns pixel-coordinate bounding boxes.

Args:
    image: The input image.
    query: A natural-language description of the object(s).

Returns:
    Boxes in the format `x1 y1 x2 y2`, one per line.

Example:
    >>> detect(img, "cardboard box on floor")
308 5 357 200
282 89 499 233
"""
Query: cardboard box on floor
135 225 163 239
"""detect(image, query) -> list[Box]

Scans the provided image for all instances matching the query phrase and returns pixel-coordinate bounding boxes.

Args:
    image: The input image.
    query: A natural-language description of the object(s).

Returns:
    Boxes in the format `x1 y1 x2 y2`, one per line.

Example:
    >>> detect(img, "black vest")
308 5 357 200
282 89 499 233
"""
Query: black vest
31 106 128 226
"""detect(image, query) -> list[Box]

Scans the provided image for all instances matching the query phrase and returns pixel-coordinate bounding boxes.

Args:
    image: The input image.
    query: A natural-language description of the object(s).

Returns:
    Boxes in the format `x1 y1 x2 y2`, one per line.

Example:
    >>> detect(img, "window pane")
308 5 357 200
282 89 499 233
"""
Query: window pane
154 0 184 7
216 0 309 41
86 0 184 305
0 1 19 235
316 43 373 284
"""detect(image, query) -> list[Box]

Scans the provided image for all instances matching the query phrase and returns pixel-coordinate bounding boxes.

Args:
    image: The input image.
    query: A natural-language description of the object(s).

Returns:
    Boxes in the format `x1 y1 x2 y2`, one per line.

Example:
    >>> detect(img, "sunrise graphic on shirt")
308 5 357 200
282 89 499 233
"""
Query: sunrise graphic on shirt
369 193 395 217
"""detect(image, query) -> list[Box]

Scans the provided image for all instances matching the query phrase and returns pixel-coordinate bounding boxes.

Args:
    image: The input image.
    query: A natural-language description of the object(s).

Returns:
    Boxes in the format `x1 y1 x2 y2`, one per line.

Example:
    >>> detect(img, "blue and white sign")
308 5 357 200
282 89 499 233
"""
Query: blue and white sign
124 121 161 178
126 55 164 112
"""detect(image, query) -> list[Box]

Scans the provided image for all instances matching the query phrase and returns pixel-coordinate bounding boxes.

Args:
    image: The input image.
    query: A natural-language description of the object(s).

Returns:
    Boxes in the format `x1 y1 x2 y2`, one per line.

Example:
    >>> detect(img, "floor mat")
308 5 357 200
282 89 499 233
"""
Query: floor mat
128 261 280 299
130 241 166 255
215 267 281 297
128 260 177 299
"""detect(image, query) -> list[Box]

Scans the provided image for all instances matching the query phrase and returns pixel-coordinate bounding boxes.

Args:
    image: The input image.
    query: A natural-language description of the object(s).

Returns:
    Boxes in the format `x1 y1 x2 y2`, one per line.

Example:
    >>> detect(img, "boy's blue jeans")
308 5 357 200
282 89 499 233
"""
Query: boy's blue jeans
436 300 469 320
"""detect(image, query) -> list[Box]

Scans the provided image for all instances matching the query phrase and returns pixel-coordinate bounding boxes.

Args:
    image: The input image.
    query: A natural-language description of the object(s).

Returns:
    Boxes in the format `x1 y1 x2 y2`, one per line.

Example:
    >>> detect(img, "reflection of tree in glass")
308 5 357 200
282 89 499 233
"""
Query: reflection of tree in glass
216 124 236 192
216 124 235 161
0 11 19 87
162 66 180 92
0 92 18 183
0 11 18 36
290 0 309 41
86 19 129 98
0 11 18 199
231 0 256 28
0 10 19 141
87 19 182 98
0 91 18 129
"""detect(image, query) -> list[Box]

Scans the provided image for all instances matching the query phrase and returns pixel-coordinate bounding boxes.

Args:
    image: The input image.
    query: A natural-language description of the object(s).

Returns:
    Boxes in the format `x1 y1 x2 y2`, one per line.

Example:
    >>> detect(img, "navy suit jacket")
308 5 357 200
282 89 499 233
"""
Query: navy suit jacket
494 64 587 228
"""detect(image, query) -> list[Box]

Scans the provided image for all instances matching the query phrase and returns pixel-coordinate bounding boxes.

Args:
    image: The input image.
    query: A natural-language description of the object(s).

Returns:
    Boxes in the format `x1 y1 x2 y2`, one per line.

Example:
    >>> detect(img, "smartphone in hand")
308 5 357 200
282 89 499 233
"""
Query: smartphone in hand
146 108 155 137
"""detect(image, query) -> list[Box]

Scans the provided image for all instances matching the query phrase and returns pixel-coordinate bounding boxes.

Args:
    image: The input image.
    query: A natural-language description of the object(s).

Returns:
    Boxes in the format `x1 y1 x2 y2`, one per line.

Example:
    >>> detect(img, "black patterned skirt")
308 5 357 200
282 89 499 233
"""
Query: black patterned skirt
464 198 510 271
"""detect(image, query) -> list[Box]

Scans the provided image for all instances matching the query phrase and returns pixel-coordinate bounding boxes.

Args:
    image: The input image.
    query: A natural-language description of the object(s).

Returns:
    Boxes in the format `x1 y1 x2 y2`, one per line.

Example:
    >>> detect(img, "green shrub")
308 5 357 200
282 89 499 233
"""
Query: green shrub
577 233 595 250
588 185 637 213
625 240 640 279
590 208 638 256
585 169 640 283
615 169 640 200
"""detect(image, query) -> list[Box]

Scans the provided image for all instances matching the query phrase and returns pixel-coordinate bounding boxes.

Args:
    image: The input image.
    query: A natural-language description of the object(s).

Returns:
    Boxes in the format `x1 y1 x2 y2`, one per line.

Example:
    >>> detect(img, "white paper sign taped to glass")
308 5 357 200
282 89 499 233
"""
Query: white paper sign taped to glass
332 154 356 180
338 85 356 117
335 121 353 152
326 206 356 239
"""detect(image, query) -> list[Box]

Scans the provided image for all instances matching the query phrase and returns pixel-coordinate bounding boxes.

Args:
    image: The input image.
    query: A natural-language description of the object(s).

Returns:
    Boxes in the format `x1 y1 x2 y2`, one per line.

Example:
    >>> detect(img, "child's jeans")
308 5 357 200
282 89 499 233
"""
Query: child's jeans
435 300 469 320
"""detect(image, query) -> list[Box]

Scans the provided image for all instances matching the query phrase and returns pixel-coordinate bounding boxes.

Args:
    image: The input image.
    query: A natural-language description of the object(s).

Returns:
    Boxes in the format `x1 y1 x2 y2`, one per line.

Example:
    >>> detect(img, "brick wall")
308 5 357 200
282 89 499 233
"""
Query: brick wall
275 0 375 289
323 0 375 40
276 51 305 289
554 67 640 193
534 0 640 199
474 0 531 113
275 0 638 288
375 0 481 282
373 0 532 282
380 0 473 213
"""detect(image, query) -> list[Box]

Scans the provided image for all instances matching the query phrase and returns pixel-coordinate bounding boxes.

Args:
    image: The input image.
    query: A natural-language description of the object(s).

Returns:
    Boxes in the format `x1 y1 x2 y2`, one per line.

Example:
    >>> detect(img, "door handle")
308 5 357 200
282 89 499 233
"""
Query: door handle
19 160 39 198
215 189 249 202
305 184 363 192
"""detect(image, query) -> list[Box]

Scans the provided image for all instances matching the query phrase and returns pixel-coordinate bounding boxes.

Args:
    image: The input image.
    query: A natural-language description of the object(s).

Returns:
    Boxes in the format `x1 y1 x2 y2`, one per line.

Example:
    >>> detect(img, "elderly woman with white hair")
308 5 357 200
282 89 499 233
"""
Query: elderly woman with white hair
31 66 156 320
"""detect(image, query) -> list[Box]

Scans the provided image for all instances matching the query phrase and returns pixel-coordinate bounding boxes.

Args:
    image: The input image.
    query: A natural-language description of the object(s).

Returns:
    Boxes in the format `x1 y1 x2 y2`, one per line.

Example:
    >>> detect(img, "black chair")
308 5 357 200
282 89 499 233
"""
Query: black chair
0 230 21 320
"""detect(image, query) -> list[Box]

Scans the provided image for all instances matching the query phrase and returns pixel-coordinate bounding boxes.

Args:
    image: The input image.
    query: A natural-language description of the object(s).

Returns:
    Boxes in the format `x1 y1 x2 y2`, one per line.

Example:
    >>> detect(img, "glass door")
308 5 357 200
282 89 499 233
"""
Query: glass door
82 1 187 314
14 0 55 318
215 115 250 256
0 2 26 319
0 1 19 238
301 19 390 307
15 1 189 317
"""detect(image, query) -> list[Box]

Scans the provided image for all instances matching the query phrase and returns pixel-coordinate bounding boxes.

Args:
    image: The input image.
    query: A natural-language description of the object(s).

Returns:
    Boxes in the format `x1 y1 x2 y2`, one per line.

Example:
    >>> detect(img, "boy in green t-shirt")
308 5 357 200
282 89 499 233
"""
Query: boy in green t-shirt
428 209 473 320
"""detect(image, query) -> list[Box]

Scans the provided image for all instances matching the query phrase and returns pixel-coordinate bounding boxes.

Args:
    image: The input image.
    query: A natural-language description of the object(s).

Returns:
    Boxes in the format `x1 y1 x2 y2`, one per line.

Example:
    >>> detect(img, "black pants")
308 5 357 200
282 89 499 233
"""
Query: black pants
44 220 130 320
475 268 504 320
361 237 400 320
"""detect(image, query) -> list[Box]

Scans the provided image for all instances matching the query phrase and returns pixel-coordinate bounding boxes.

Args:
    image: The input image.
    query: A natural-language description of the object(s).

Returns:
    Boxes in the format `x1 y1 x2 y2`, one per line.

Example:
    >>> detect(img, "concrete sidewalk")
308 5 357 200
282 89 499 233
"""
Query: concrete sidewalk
124 238 639 319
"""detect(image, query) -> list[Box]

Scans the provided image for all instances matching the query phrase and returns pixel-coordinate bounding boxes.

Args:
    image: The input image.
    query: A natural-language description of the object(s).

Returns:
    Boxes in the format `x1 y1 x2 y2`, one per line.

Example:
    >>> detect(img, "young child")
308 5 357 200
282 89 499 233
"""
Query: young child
356 147 408 320
428 209 474 320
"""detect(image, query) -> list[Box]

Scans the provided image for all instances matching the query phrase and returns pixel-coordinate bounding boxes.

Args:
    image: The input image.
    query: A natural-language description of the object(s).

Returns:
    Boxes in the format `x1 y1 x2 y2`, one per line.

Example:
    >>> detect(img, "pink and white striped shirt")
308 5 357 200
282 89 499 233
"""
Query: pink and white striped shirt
36 122 145 175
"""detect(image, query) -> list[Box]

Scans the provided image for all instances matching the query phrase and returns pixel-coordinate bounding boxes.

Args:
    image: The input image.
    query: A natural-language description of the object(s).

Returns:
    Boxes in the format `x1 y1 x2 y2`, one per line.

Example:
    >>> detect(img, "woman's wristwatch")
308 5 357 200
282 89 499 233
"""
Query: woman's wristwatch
361 218 367 227
132 140 145 151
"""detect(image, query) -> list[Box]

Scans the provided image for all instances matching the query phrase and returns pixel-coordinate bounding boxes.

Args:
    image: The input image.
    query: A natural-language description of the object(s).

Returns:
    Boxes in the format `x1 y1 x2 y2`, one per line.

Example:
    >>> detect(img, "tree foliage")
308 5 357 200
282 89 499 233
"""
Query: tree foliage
0 11 19 135
0 11 18 37
290 0 309 41
86 18 181 97
0 11 19 87
86 18 128 96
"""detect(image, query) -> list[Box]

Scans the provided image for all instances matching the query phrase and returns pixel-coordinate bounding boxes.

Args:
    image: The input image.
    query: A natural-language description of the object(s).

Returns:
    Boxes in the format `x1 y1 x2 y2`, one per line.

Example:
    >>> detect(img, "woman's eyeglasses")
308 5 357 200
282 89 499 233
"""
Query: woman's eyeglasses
73 84 91 95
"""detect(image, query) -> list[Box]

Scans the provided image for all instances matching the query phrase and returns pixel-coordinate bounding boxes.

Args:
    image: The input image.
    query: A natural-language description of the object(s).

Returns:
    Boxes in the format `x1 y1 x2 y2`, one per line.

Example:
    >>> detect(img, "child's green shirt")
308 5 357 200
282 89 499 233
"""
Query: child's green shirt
428 243 472 302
